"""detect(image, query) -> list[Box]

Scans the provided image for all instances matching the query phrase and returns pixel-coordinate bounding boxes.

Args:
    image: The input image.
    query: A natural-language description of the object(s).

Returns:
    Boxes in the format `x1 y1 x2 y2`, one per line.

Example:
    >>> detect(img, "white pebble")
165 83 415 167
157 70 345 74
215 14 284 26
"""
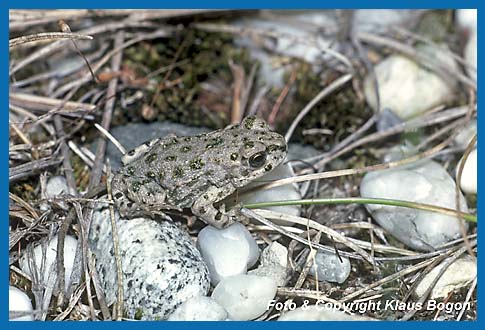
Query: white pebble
19 234 77 292
249 242 288 286
278 305 377 321
415 256 477 299
168 296 227 321
353 9 421 33
457 148 477 195
309 251 351 284
41 175 70 211
197 222 260 285
211 274 277 320
456 9 477 32
45 176 69 198
364 45 458 119
360 161 468 251
9 286 34 321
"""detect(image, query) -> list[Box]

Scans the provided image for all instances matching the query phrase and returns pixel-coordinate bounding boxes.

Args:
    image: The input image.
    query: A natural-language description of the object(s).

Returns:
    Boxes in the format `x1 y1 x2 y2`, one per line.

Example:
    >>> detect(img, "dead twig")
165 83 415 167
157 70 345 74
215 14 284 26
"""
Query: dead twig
285 73 353 142
9 32 93 48
88 31 124 190
9 157 62 183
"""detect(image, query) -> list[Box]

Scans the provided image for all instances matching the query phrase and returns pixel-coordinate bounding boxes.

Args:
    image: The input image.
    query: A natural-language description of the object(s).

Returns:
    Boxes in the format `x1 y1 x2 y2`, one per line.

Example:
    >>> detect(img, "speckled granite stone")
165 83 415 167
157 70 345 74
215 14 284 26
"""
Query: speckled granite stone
88 203 210 320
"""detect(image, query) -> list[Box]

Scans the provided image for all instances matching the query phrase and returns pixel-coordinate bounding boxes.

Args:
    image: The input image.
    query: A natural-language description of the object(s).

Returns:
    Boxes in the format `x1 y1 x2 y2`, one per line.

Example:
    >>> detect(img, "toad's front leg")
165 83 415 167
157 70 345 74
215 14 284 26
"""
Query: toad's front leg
191 185 239 229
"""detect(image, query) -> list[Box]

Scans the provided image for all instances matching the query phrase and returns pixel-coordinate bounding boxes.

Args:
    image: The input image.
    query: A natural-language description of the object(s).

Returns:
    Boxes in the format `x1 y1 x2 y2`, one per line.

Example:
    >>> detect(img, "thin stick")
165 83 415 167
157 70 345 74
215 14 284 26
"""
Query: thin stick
88 31 124 190
94 123 126 155
53 116 78 196
9 32 93 48
106 166 124 320
285 73 353 142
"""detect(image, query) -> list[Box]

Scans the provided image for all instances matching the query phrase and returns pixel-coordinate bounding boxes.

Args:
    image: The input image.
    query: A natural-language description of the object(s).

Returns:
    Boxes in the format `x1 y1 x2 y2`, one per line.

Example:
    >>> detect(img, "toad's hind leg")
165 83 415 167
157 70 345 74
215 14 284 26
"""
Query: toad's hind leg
191 185 239 229
112 176 176 219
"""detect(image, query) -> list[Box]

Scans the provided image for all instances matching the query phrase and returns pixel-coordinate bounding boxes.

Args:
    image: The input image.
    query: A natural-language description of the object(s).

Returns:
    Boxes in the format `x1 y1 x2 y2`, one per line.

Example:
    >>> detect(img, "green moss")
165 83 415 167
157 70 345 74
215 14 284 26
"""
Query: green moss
275 61 371 152
122 28 252 128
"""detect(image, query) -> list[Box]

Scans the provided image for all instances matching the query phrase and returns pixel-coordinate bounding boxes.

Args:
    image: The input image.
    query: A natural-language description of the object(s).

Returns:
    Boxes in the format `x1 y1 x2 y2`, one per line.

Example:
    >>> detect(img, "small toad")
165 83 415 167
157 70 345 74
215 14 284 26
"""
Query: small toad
111 116 287 228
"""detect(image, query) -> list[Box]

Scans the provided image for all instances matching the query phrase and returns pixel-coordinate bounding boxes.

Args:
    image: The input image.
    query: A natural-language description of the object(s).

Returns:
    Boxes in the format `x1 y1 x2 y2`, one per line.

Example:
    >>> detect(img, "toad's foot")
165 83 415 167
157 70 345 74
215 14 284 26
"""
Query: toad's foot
192 200 242 229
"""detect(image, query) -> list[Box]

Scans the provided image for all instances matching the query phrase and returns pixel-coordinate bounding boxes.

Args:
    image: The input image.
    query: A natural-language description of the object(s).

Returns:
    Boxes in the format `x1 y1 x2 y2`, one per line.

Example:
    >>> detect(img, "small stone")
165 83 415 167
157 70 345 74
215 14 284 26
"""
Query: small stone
308 251 351 284
353 9 421 33
456 9 477 32
363 45 458 119
382 144 416 163
9 286 34 321
45 175 69 198
197 222 260 285
360 161 468 251
41 175 71 211
19 234 77 292
89 204 209 320
278 305 377 321
168 296 228 321
249 242 288 286
211 274 277 320
457 148 477 195
415 256 477 299
376 108 403 132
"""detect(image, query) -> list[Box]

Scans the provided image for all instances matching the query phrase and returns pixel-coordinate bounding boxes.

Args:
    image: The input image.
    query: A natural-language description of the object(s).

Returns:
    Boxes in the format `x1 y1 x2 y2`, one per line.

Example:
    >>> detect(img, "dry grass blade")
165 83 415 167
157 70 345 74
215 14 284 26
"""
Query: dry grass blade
252 209 375 265
9 157 62 183
285 73 353 142
9 32 93 48
10 92 96 113
88 30 124 189
242 208 373 263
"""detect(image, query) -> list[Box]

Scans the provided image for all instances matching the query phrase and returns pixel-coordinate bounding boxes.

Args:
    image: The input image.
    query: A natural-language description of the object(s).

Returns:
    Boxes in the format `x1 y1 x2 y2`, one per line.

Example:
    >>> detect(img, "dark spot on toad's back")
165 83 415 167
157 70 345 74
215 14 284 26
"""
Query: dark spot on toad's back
145 153 157 164
244 116 255 129
173 166 184 177
190 158 204 170
165 155 177 161
206 137 224 149
267 144 279 153
132 182 141 192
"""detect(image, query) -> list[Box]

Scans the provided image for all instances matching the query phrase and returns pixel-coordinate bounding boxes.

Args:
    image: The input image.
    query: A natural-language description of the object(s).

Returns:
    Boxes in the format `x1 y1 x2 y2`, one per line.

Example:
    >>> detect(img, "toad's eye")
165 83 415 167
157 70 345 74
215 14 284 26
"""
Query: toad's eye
249 151 267 168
